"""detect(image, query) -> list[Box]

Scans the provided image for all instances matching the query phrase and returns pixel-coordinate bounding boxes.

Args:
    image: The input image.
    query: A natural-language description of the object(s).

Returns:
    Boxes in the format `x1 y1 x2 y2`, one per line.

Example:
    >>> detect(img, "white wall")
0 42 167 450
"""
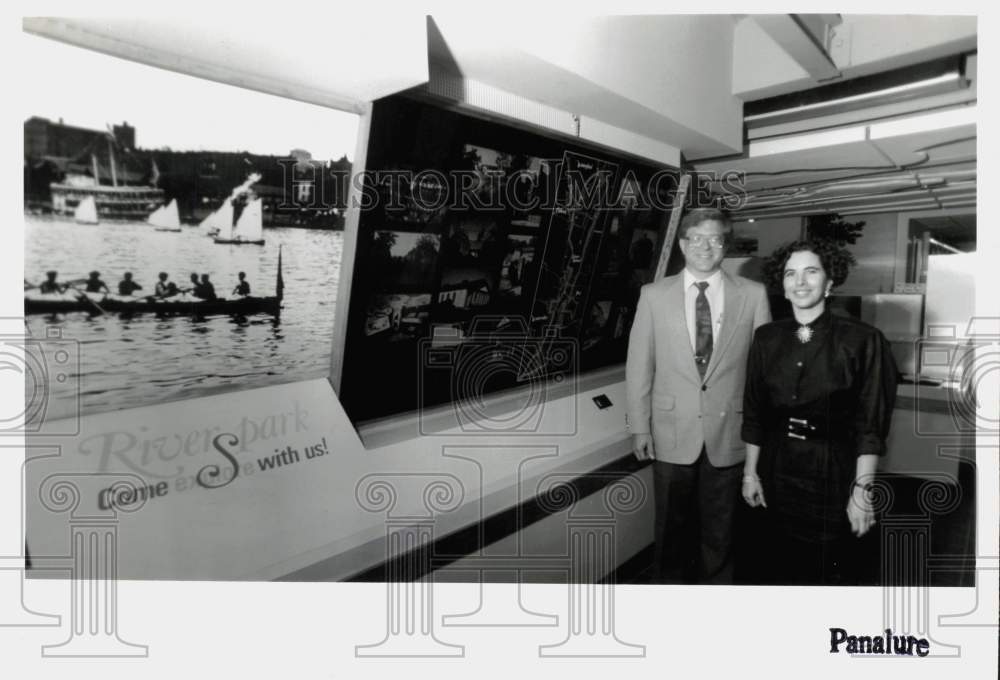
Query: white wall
743 212 902 295
837 212 899 295
753 216 802 257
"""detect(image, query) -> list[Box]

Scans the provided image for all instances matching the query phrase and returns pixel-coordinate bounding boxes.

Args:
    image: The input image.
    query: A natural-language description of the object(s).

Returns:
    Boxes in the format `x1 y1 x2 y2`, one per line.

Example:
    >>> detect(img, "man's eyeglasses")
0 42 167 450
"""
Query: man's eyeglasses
682 234 726 248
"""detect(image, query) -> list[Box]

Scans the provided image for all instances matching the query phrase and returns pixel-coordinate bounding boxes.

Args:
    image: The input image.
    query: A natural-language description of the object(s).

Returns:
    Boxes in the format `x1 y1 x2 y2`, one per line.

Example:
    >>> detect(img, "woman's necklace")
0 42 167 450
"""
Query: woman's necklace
796 323 814 344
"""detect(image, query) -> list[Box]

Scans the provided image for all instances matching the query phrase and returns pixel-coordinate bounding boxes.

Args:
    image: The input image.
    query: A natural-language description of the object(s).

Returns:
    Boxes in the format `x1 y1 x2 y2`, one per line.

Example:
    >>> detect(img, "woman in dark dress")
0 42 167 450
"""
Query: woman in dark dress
740 239 898 585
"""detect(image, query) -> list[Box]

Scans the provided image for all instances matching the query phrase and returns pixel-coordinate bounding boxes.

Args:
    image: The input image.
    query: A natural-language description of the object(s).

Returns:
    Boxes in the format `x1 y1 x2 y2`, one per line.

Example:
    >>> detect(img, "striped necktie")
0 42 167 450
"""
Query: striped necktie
694 281 713 378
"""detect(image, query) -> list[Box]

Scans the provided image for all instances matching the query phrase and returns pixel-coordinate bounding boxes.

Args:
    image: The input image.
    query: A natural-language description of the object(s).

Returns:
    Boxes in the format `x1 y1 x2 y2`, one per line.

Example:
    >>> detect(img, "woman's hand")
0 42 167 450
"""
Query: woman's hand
847 483 876 536
742 475 767 508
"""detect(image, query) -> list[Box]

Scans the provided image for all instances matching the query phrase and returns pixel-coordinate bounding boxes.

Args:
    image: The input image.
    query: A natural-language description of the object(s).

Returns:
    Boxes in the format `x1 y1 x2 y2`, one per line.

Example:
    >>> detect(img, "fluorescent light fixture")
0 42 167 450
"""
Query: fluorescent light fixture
748 125 867 157
868 105 977 139
745 72 965 123
746 105 976 159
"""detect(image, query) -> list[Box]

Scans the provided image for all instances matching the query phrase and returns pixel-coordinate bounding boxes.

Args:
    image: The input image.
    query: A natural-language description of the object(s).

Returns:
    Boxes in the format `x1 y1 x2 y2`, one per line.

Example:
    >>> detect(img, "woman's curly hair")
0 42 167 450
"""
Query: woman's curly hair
762 238 857 293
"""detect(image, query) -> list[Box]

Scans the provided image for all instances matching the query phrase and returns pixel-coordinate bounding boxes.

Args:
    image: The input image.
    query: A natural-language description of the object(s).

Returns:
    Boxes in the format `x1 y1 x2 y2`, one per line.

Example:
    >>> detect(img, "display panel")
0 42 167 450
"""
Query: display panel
22 33 357 420
340 95 679 424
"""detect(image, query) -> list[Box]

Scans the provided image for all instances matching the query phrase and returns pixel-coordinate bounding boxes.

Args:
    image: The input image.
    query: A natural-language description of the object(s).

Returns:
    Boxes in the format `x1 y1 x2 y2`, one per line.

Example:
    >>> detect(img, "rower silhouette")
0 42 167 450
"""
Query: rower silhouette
197 274 217 301
118 272 143 296
154 272 174 298
232 271 251 297
38 270 66 294
85 271 110 294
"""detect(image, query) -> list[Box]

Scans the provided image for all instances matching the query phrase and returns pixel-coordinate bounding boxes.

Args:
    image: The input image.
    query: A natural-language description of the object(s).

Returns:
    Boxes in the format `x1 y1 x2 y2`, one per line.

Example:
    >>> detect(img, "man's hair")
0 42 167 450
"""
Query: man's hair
763 238 856 292
678 207 733 240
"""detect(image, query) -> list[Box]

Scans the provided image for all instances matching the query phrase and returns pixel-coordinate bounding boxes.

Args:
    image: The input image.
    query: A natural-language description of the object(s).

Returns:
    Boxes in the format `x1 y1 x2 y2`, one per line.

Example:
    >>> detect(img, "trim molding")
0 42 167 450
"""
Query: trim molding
348 453 649 582
357 364 626 449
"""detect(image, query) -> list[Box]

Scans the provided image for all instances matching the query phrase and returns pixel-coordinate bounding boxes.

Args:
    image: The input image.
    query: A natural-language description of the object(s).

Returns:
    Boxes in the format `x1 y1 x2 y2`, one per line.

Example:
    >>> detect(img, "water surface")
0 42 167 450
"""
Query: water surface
24 216 342 420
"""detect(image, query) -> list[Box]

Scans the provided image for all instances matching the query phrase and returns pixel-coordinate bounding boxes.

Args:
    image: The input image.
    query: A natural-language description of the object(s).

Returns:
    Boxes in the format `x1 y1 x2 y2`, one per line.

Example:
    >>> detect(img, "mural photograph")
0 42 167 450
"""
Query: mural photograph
22 33 358 420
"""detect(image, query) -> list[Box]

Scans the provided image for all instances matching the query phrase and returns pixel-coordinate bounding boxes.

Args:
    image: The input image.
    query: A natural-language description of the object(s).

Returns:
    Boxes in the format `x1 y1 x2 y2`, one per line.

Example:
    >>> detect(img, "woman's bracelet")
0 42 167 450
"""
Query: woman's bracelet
742 474 760 484
853 480 874 493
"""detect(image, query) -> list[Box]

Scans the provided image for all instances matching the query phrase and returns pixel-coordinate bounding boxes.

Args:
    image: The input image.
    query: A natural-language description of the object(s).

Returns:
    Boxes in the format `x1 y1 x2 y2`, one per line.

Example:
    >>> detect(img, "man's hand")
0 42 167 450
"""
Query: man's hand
632 433 655 461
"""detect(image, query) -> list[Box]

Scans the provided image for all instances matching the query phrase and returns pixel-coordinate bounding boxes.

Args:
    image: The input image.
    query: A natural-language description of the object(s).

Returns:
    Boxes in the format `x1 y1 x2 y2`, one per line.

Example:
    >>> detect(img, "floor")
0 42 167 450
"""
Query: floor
623 462 977 587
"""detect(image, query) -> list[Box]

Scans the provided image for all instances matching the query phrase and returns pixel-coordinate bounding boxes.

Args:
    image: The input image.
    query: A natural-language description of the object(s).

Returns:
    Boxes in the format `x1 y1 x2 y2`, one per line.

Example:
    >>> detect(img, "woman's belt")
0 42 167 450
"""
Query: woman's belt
785 416 828 440
770 411 852 441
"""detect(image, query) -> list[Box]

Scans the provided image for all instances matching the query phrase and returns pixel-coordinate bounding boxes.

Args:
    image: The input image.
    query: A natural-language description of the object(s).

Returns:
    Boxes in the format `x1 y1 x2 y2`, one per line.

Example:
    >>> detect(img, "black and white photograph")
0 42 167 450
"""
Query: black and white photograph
380 165 450 226
21 30 355 421
498 233 537 295
365 292 434 339
439 214 505 270
460 144 547 227
365 230 440 291
5 11 995 680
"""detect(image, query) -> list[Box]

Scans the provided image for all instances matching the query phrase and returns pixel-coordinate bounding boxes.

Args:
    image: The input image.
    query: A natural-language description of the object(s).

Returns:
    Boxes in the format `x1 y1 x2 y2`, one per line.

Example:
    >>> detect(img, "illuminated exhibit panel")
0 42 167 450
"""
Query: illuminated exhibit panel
24 376 646 581
339 94 680 426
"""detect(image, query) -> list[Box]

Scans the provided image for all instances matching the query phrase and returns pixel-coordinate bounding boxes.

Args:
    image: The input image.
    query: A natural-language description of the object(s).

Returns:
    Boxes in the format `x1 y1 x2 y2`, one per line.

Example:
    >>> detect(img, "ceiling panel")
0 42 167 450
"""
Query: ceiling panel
428 14 745 158
871 127 976 167
697 140 894 192
696 104 977 218
23 15 430 113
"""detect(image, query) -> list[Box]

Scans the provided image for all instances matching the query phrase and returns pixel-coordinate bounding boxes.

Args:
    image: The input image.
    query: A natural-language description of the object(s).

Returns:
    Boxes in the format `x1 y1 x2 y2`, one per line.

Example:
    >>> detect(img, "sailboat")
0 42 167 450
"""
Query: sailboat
214 197 265 245
205 172 261 239
200 199 234 238
149 198 181 232
73 196 99 224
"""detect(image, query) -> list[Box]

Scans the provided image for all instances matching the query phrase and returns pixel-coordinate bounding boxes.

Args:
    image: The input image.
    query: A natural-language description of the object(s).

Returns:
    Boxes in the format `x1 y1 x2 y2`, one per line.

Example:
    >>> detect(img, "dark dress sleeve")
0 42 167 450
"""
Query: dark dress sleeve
853 328 899 457
741 328 768 446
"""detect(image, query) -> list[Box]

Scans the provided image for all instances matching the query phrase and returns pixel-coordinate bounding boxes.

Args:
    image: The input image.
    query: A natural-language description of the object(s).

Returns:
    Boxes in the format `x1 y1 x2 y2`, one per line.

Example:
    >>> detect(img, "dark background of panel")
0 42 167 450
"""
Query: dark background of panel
339 94 679 425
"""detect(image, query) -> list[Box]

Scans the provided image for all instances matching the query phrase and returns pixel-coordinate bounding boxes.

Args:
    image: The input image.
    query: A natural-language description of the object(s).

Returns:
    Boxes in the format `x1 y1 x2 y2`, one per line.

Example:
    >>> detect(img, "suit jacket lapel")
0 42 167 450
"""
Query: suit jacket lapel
660 276 700 382
704 272 746 381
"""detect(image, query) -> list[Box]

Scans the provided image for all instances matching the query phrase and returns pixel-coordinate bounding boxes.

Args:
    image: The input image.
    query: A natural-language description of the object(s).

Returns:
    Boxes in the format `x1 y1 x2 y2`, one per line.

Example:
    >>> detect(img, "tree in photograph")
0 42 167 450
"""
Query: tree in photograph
369 231 398 290
402 234 440 285
806 213 866 246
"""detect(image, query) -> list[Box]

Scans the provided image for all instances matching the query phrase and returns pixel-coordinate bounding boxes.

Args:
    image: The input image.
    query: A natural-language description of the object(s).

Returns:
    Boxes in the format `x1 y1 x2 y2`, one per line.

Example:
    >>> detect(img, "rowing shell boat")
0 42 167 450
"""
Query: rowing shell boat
25 292 281 317
25 247 285 318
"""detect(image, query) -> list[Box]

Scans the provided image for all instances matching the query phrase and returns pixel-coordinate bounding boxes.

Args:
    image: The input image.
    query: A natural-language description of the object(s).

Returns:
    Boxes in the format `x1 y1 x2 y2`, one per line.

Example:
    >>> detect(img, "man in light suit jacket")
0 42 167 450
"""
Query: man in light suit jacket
626 208 770 584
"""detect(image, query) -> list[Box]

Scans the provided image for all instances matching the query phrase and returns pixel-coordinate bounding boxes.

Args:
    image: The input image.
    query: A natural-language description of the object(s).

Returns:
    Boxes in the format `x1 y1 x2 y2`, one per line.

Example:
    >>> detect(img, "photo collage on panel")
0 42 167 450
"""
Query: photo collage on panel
342 95 678 423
